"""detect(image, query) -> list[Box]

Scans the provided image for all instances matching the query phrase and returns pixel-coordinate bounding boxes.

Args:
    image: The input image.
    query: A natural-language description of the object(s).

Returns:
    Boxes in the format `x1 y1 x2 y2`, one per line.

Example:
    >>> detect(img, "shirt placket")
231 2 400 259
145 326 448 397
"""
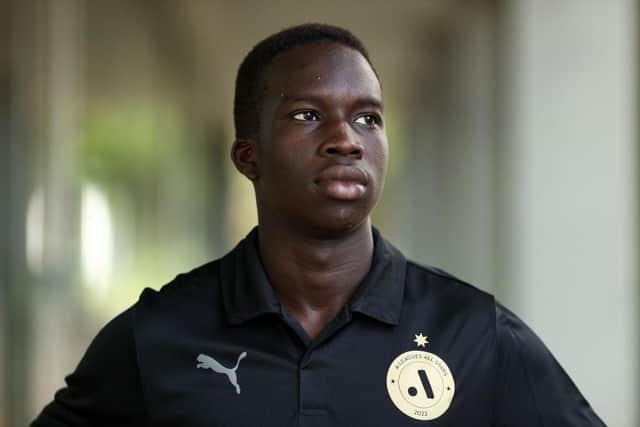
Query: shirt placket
280 306 352 427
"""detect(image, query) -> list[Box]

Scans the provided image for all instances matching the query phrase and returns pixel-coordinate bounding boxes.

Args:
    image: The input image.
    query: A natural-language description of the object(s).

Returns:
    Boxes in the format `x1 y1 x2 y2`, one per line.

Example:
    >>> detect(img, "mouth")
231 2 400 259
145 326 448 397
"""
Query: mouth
314 165 369 201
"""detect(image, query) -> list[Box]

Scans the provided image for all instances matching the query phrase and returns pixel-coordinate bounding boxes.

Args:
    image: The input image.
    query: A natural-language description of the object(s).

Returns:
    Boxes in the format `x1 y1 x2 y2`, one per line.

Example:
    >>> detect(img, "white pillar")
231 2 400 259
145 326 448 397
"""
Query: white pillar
501 2 637 425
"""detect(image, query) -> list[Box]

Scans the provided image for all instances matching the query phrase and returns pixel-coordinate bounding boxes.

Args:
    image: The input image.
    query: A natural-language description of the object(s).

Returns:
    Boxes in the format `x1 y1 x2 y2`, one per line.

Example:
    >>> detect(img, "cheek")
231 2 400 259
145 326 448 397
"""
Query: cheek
268 132 316 175
371 138 389 175
262 146 308 186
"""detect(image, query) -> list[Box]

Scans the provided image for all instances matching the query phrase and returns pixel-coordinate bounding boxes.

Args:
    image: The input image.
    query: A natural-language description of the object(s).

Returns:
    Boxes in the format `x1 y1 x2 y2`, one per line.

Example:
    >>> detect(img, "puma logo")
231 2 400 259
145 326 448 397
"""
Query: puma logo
196 352 247 394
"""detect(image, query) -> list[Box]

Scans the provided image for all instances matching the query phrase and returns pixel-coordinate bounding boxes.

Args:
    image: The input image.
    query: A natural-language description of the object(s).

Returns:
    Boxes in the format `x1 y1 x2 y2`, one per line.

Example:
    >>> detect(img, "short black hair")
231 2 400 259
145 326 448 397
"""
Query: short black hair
233 23 376 140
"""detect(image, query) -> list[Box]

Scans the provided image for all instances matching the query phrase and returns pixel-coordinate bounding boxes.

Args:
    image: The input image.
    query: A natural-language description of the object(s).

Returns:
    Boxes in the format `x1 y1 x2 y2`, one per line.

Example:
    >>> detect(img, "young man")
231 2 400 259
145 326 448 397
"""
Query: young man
33 23 605 426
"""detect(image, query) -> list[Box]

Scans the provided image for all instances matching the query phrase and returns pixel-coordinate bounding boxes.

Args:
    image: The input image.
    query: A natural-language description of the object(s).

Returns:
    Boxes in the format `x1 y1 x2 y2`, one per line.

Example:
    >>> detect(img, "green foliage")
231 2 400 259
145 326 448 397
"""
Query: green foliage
82 103 185 190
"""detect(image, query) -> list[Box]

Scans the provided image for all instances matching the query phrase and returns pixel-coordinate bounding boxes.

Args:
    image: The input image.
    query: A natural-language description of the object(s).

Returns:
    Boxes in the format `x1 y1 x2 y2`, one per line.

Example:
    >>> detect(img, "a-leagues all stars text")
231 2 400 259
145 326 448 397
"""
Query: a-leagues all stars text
393 352 451 378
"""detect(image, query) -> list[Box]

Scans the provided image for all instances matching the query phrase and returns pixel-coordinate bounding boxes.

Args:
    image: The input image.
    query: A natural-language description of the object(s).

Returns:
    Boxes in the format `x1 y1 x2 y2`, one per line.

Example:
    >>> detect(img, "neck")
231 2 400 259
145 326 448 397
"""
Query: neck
258 220 374 340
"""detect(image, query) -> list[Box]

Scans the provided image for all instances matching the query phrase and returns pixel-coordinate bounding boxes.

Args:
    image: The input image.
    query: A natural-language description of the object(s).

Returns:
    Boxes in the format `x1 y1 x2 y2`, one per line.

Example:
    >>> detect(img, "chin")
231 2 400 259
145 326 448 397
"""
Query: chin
307 207 371 239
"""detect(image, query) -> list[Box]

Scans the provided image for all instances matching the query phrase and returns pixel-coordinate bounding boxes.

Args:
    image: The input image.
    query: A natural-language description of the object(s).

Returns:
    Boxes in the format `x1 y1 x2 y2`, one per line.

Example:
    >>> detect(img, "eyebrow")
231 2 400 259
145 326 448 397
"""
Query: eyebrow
279 94 384 111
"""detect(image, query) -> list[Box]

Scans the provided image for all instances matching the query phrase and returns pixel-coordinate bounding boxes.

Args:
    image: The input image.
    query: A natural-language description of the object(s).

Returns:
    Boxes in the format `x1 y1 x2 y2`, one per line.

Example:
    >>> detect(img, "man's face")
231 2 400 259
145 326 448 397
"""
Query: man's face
254 42 388 236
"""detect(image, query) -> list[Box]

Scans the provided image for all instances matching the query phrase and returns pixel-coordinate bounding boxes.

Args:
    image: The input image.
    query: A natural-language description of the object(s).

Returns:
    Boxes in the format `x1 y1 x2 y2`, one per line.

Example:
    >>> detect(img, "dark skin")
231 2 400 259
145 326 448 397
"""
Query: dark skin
232 42 388 340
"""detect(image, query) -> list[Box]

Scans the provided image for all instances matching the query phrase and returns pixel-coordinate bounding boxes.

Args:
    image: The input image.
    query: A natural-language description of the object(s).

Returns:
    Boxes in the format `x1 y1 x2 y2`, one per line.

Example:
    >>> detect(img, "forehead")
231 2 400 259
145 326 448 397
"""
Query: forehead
262 42 381 101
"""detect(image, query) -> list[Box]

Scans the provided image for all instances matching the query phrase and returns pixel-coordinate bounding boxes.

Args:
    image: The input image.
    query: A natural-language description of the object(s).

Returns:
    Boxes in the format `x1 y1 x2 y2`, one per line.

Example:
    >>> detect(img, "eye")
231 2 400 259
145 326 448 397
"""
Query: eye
292 111 320 121
355 114 380 126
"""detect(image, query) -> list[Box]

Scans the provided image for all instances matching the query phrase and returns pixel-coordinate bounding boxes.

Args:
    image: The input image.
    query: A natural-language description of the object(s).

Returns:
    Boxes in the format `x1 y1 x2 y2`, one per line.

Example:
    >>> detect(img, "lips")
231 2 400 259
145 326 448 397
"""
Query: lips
314 164 369 200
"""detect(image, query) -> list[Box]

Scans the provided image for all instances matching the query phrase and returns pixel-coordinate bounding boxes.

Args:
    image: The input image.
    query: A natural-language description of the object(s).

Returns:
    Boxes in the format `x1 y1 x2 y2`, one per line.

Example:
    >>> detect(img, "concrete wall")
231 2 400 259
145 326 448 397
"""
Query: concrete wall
502 2 637 425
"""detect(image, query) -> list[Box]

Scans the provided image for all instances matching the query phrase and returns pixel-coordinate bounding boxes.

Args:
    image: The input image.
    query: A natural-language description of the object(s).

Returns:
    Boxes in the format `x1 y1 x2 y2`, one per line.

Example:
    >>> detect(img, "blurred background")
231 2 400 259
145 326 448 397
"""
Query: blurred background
1 0 638 425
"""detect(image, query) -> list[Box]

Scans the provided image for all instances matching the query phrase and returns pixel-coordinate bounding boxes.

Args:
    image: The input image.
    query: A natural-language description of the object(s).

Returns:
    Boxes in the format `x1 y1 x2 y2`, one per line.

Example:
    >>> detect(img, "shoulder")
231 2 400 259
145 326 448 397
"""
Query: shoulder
396 259 499 351
493 303 606 425
31 307 147 425
133 258 226 337
493 302 573 386
136 258 222 309
404 260 496 314
495 302 537 346
494 302 562 368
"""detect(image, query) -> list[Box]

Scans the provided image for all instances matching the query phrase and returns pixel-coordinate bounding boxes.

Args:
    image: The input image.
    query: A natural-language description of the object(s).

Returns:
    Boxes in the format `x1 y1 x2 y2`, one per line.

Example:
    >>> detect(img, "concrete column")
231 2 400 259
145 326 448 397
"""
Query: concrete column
500 2 637 425
394 3 500 294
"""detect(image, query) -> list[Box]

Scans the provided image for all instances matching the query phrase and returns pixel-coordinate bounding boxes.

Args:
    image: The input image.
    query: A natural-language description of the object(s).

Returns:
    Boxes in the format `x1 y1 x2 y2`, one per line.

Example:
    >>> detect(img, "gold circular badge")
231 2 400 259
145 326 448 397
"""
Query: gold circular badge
386 350 455 421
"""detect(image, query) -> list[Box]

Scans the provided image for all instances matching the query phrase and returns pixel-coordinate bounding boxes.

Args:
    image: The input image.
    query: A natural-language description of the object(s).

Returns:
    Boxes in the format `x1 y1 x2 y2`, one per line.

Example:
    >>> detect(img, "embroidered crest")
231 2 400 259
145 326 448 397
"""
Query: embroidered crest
385 334 454 421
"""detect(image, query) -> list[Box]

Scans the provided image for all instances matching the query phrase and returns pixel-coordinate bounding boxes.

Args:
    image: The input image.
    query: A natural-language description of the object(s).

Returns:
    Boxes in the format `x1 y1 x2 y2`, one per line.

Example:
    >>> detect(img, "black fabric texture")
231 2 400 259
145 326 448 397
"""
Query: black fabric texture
31 227 606 426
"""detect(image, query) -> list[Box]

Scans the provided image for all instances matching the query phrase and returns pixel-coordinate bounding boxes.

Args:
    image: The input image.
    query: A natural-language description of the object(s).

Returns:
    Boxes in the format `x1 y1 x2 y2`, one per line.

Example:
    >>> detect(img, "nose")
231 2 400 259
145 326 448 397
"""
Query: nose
320 121 363 159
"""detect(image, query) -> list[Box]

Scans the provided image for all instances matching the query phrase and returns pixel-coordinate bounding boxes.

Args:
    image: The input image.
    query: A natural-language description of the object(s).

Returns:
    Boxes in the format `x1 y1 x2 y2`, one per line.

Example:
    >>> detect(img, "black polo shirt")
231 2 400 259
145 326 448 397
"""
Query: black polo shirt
32 227 605 426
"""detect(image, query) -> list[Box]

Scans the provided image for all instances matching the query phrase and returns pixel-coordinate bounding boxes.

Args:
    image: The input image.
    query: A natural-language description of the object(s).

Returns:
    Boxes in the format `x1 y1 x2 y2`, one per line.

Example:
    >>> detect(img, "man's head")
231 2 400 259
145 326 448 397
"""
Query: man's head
232 24 387 238
233 23 376 140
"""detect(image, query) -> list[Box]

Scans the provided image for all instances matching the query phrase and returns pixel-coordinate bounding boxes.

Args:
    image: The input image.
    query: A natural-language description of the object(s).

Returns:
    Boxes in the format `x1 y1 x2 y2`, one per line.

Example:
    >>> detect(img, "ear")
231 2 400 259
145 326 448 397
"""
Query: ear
231 139 259 181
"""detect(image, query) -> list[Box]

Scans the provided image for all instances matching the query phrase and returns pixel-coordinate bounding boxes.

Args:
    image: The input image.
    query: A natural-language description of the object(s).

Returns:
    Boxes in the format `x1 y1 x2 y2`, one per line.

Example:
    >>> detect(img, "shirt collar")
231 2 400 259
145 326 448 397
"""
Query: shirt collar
220 226 406 326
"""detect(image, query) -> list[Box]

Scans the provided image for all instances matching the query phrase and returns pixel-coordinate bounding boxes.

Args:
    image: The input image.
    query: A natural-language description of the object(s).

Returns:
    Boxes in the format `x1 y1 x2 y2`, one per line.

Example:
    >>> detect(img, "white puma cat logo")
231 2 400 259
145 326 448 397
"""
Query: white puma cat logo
196 352 247 394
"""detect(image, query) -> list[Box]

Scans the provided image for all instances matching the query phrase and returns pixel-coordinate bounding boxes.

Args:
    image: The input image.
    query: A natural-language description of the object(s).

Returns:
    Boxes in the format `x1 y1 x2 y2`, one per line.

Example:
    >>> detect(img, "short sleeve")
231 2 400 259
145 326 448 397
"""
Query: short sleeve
30 307 146 427
494 303 606 426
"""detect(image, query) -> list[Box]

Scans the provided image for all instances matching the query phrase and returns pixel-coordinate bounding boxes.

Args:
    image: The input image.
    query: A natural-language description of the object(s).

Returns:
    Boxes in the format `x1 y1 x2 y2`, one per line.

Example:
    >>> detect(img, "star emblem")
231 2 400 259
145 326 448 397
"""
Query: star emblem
413 333 429 348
